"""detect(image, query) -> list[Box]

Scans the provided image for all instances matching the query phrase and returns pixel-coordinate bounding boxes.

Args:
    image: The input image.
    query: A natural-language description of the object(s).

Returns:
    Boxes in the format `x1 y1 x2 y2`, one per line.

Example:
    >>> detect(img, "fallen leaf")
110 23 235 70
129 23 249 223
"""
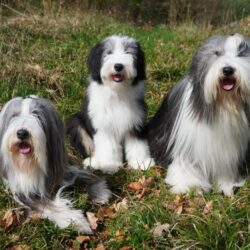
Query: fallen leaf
175 204 183 215
115 230 126 241
138 176 155 189
150 166 164 175
75 235 90 244
152 223 170 237
86 212 98 230
2 209 26 233
203 200 213 214
6 244 30 250
97 207 115 218
120 246 133 250
23 213 42 225
114 198 129 212
127 182 142 191
95 244 106 250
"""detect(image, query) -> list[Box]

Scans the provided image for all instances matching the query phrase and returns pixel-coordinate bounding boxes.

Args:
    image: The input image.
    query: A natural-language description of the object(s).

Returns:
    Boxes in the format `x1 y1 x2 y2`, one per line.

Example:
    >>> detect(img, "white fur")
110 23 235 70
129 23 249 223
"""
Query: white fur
166 82 249 195
204 34 250 104
1 98 47 197
37 190 92 233
84 80 153 173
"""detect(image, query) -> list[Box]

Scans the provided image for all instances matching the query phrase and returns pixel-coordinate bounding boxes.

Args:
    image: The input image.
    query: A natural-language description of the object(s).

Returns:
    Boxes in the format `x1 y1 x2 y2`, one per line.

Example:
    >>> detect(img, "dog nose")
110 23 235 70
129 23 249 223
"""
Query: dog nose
223 66 234 76
114 63 124 72
17 129 29 140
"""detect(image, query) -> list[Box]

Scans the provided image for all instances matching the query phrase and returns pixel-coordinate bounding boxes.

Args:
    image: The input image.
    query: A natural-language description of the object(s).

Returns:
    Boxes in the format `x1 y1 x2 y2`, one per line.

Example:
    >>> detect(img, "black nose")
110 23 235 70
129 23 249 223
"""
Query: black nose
114 63 124 72
17 129 29 140
223 66 234 76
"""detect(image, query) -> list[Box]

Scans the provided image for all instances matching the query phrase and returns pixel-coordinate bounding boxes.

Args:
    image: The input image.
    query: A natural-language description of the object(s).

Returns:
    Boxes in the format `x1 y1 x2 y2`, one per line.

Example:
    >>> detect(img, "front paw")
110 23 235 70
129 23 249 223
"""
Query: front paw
83 157 121 174
128 158 155 170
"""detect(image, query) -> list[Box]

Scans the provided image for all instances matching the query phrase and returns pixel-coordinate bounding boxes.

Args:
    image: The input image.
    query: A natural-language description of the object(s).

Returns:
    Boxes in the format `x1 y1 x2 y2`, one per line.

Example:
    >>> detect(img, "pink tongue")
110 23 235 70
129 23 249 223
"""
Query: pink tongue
223 82 234 91
19 144 31 154
113 74 123 82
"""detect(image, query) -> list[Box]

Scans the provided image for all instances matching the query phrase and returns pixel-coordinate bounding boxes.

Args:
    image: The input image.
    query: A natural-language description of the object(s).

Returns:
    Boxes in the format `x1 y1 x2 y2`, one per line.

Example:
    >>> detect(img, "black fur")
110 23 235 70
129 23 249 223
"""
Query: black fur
66 97 95 158
147 78 187 167
87 42 104 82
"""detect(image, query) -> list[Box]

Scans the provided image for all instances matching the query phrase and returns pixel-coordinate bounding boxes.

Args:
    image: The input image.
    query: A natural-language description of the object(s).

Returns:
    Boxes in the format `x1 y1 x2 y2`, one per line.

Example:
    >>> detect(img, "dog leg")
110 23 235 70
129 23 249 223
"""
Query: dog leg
217 178 245 196
83 131 122 174
125 135 155 170
165 157 211 193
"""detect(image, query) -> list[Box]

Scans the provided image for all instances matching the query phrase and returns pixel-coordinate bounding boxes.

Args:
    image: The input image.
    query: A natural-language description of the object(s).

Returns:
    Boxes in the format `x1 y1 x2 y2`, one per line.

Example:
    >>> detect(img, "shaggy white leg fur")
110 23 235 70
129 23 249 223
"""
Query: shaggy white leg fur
165 157 212 193
83 131 123 174
217 178 245 196
124 135 155 170
38 194 92 233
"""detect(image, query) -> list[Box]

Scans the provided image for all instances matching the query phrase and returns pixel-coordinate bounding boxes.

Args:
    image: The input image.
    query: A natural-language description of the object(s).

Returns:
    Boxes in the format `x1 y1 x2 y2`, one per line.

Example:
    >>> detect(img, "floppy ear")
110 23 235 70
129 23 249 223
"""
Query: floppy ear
133 42 146 84
87 42 104 82
37 99 66 196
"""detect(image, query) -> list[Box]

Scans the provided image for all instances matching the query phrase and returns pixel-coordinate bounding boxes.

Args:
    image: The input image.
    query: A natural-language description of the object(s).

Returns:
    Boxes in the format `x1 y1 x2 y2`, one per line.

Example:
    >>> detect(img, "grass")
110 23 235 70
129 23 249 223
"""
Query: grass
0 4 250 250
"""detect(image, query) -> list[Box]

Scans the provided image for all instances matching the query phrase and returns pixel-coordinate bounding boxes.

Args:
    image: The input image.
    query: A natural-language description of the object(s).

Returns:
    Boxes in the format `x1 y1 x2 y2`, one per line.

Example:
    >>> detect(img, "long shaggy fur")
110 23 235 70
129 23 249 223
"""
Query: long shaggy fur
148 34 250 196
67 35 154 173
0 96 111 233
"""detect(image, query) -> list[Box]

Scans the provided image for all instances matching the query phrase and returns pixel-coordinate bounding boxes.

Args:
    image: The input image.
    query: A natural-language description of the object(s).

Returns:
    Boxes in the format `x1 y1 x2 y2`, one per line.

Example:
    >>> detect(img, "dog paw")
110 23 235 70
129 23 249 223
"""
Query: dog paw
83 157 121 174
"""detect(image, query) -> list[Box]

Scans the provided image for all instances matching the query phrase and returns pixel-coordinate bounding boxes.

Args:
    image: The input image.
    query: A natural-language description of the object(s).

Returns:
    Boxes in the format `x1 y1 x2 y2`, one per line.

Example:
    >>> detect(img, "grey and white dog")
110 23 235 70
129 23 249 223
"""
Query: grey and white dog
0 95 111 233
148 34 250 196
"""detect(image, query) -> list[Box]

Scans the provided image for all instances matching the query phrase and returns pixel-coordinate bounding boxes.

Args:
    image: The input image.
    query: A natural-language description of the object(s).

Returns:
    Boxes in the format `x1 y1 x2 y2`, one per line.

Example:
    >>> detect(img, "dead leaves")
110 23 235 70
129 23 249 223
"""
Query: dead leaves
86 212 98 230
127 175 155 199
0 208 27 233
151 223 170 237
165 194 214 215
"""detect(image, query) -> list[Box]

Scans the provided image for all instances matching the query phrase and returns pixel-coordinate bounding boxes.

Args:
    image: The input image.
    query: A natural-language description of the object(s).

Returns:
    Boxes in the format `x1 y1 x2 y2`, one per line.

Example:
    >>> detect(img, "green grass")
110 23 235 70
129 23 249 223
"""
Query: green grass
0 5 250 250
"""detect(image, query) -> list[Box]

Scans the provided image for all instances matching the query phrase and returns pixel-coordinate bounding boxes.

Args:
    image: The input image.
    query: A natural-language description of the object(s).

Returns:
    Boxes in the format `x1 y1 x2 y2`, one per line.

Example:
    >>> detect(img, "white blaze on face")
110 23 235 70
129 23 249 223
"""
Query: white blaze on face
224 34 243 57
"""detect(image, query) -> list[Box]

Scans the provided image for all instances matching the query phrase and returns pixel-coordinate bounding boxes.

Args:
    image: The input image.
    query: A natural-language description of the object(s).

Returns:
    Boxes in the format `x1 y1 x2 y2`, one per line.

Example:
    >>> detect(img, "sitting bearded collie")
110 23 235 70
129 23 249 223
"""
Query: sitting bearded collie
148 34 250 196
0 95 111 233
66 35 154 174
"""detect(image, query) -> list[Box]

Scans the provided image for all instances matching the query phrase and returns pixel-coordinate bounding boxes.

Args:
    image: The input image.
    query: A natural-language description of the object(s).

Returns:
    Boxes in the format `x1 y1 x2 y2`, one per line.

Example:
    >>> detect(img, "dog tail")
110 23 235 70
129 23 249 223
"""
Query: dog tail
66 110 94 158
63 166 112 205
36 193 93 233
14 167 111 233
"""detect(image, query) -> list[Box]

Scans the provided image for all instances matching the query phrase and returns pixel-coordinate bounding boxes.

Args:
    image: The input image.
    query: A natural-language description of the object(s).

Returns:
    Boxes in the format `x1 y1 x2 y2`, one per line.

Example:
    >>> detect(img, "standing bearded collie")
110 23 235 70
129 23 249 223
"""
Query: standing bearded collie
0 96 111 233
67 35 154 174
148 34 250 196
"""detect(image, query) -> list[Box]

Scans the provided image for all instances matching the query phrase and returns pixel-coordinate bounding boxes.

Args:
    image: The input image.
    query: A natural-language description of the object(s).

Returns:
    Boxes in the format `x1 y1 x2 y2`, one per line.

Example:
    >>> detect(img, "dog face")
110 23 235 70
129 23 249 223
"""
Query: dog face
0 96 65 195
87 35 146 89
190 34 250 109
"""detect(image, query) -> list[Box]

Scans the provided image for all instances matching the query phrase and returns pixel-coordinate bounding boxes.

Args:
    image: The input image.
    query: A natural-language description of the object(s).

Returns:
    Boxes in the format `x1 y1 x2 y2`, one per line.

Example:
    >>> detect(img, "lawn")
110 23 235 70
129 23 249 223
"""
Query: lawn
0 4 250 250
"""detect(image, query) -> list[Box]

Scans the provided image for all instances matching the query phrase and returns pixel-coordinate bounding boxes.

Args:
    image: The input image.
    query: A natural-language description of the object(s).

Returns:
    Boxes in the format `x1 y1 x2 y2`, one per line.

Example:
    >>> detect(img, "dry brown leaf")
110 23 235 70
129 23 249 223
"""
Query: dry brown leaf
75 235 90 244
23 213 42 225
127 181 142 191
120 246 133 250
86 212 98 230
6 244 30 250
150 166 164 175
2 209 26 233
115 229 126 241
203 200 213 214
175 204 183 215
152 223 170 237
95 244 106 250
114 198 129 212
97 207 116 218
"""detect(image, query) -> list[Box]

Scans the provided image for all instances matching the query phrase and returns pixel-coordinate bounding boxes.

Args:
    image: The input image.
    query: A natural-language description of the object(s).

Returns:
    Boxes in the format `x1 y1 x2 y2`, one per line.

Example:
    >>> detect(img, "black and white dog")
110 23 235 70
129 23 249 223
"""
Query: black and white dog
67 35 154 174
0 96 111 233
148 34 250 196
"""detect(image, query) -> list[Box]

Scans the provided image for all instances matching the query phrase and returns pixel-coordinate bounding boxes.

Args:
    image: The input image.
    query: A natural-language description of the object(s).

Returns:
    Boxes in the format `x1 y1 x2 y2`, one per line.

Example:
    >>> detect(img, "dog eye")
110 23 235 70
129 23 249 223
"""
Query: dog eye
106 50 112 55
